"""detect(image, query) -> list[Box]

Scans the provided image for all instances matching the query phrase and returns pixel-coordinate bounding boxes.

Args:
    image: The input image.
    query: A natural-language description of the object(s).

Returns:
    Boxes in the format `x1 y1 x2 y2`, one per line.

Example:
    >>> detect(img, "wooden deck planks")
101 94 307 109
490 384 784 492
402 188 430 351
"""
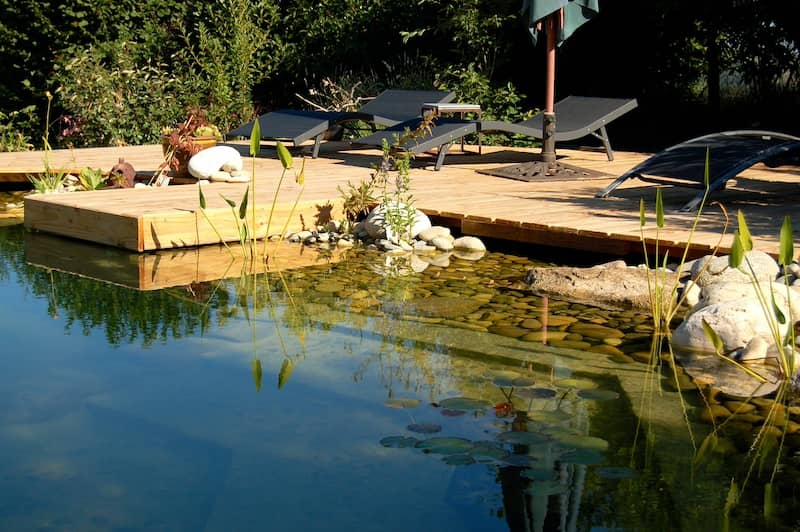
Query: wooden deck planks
5 140 800 258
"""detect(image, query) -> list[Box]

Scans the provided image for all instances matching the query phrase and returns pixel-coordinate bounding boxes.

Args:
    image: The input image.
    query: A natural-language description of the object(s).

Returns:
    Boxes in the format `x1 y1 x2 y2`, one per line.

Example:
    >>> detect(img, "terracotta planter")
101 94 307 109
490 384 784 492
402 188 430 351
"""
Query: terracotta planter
161 135 218 177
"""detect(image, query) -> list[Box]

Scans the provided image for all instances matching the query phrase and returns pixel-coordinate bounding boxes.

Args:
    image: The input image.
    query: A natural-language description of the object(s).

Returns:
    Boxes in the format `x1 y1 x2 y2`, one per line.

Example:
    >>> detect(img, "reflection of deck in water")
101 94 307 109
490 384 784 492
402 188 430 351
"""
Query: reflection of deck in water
11 141 800 256
24 230 340 290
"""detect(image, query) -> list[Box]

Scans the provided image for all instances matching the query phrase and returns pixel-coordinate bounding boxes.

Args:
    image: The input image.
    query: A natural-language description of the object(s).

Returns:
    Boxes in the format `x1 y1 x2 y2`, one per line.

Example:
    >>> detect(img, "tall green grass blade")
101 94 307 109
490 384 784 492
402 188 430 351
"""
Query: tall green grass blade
771 288 786 325
655 188 664 228
249 118 261 157
737 210 753 251
221 195 236 208
702 318 724 354
296 158 305 185
693 432 719 469
764 482 775 524
704 147 710 188
729 231 744 269
239 186 249 219
199 185 207 209
276 141 293 169
252 358 262 392
278 358 294 389
722 479 738 532
779 216 794 266
639 198 646 227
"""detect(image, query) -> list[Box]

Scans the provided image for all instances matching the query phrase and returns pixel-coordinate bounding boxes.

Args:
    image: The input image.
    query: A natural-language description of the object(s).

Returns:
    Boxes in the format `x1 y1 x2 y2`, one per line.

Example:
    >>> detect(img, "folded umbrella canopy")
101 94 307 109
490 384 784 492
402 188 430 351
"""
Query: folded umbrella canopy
522 0 599 162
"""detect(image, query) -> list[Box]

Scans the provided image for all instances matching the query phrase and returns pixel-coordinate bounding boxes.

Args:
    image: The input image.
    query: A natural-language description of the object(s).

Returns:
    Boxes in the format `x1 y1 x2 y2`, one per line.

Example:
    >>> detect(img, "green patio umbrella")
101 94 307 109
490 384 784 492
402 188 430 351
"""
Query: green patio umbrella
522 0 599 163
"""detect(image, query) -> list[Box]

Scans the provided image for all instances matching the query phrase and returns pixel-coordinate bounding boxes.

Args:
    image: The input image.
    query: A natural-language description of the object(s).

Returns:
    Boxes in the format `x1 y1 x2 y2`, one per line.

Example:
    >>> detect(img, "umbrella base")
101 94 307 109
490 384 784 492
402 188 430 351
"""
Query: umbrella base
477 159 608 182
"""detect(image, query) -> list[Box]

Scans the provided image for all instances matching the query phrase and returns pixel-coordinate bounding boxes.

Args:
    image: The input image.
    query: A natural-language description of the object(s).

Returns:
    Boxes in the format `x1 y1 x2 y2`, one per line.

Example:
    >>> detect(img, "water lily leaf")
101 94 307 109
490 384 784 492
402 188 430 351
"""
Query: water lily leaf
415 437 473 455
577 389 620 401
380 436 418 448
516 387 558 399
553 378 598 390
560 449 605 465
526 480 569 496
384 398 421 409
438 397 491 411
278 358 294 389
469 441 508 461
407 423 442 434
497 431 550 446
597 466 636 479
442 454 476 466
512 376 536 387
553 433 609 452
527 410 569 424
502 454 537 467
440 408 466 417
521 468 555 481
491 370 522 387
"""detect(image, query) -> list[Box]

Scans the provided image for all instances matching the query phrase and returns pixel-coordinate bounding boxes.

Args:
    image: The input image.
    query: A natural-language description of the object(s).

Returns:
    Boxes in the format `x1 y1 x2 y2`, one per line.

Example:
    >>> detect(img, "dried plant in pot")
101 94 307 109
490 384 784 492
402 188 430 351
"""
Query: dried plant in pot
160 110 222 178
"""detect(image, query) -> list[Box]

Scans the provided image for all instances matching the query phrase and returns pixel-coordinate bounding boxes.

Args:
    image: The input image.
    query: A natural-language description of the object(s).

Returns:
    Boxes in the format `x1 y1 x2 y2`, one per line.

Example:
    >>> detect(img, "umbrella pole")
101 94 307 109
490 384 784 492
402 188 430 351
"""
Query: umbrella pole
540 13 557 165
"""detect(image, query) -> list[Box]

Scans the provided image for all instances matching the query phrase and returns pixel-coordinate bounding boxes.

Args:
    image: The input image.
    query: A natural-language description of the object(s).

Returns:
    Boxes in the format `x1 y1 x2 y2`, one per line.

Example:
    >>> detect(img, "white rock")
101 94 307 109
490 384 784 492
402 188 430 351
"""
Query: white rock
417 226 451 242
431 236 454 251
682 279 701 308
738 336 769 362
690 251 778 287
209 171 232 182
362 203 432 241
188 146 243 179
226 172 250 183
453 236 486 252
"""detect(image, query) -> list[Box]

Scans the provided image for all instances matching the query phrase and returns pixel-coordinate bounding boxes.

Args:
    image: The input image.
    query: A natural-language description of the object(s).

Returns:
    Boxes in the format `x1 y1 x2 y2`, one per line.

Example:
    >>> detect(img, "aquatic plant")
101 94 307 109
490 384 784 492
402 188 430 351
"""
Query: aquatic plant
27 92 70 194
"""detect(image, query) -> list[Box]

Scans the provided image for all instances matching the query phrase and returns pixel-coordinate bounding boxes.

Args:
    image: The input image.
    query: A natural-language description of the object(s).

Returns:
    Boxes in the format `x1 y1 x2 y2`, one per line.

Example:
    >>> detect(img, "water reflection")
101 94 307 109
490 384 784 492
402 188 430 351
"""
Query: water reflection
0 224 798 530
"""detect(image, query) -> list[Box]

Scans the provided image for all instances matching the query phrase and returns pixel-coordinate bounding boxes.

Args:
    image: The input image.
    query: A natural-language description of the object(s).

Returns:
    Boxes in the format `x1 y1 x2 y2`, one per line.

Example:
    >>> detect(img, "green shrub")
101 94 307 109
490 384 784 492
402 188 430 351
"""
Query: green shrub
0 106 36 151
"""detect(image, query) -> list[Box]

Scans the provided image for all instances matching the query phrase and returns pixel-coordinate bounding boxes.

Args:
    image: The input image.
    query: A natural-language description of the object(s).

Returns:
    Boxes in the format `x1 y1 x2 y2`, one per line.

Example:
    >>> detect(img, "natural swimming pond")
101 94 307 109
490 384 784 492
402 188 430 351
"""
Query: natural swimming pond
0 222 798 531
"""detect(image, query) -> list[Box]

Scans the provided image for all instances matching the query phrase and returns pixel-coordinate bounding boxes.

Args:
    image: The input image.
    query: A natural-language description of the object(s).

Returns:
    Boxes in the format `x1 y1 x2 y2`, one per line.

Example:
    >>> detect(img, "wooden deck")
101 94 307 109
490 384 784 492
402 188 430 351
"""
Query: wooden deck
10 140 800 261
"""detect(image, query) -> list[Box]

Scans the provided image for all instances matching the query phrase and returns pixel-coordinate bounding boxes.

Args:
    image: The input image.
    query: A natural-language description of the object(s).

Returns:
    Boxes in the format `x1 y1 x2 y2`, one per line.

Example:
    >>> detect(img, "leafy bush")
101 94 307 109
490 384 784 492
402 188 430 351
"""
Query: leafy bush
0 105 36 151
54 41 188 146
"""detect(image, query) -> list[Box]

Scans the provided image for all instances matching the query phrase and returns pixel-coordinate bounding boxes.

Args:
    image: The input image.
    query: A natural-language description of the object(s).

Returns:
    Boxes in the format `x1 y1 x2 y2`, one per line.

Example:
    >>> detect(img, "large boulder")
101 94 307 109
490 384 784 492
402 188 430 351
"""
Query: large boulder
362 203 432 243
188 146 243 180
689 250 779 288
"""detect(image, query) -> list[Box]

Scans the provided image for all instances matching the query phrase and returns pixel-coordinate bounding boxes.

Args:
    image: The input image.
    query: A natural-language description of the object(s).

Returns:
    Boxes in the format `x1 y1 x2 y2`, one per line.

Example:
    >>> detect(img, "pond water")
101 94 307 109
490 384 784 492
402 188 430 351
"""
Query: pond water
0 222 798 531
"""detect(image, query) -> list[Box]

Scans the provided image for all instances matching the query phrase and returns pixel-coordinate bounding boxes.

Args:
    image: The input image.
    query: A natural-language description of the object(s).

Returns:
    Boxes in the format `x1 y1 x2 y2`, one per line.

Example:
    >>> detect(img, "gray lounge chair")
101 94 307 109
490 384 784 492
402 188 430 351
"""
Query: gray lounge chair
595 130 800 212
352 118 480 170
354 96 637 170
225 89 456 158
480 96 638 162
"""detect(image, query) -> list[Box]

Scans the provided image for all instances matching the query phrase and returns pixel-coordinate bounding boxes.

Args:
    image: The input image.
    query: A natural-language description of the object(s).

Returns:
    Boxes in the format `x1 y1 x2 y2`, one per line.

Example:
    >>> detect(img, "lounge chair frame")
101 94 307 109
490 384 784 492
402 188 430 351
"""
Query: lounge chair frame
225 90 456 158
596 130 800 212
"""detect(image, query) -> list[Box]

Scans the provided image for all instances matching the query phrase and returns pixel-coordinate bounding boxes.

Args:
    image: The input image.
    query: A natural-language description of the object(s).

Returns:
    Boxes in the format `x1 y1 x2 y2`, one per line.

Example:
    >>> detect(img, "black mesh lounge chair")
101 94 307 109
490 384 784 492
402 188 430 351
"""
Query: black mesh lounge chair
595 130 800 212
225 89 456 158
353 96 637 171
352 118 480 170
480 96 638 162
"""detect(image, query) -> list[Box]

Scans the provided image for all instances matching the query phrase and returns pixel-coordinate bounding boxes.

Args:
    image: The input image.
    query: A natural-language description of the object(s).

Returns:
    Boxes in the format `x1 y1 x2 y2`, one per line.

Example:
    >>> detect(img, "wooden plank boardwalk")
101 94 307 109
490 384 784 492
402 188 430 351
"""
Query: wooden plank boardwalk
9 140 800 261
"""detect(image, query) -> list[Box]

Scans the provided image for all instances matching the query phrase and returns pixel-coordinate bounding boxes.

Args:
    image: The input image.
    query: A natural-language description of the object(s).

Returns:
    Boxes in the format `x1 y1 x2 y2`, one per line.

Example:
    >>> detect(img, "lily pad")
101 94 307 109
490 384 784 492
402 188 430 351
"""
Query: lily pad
554 378 599 390
441 408 466 417
511 376 537 387
469 441 509 461
597 466 636 479
525 480 569 496
415 437 473 455
527 409 570 424
407 423 442 434
577 389 620 401
561 449 605 465
439 397 491 411
490 370 523 387
521 468 556 481
497 430 551 446
502 454 537 467
515 388 558 400
380 436 419 448
554 434 609 452
384 398 421 409
442 454 477 466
